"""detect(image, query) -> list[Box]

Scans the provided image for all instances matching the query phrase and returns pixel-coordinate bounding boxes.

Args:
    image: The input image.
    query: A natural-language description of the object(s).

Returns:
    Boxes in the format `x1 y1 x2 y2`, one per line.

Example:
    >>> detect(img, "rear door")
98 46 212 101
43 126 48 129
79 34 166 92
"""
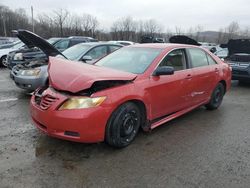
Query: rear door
148 48 196 119
187 48 219 104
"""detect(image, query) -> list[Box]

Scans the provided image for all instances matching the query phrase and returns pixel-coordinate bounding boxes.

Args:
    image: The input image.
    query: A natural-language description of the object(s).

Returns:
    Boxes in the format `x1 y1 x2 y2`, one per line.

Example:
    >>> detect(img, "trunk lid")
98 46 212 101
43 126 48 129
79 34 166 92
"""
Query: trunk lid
228 39 250 56
48 57 137 93
169 35 201 46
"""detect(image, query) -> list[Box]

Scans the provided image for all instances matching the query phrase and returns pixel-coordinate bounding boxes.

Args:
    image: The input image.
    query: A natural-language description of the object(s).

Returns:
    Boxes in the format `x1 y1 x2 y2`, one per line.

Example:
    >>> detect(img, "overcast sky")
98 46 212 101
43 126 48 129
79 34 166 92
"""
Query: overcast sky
1 0 250 31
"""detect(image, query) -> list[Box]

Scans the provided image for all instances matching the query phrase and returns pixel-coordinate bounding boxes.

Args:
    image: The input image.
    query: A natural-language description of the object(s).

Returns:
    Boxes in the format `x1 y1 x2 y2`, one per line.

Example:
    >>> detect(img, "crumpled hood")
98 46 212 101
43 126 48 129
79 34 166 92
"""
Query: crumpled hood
48 57 137 93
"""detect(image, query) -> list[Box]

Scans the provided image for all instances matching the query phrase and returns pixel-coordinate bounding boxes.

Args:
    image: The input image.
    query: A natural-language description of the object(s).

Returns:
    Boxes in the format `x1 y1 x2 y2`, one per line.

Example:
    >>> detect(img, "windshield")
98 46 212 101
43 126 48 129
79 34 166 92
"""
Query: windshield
12 41 24 49
61 44 91 60
96 47 162 74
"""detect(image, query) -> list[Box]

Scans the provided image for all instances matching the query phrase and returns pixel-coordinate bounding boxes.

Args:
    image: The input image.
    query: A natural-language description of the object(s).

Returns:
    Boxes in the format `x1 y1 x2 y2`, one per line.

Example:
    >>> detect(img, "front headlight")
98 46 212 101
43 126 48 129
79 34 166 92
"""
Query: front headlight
59 96 106 110
13 53 23 60
20 68 41 76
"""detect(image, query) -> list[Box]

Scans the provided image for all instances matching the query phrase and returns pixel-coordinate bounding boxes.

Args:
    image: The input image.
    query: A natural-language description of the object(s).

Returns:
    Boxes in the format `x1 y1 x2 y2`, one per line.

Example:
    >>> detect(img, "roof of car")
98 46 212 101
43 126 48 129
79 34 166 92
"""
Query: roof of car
129 43 199 49
74 42 123 47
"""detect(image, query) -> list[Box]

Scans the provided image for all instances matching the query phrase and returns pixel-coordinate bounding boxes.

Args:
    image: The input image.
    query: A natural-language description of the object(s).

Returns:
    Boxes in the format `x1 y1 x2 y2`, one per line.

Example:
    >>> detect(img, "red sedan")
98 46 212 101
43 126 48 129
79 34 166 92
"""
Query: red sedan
30 44 231 148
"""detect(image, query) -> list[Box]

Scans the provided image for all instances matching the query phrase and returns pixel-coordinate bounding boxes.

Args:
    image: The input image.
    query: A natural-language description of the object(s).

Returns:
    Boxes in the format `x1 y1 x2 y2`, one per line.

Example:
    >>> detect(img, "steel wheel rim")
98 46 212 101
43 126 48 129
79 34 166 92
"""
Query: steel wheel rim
214 87 223 104
2 57 7 67
120 110 138 138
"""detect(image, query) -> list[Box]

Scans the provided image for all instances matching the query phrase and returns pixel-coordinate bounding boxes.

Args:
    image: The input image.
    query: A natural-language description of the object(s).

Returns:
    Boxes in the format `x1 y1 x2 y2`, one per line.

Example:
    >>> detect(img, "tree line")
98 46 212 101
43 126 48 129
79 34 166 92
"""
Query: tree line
1 4 250 43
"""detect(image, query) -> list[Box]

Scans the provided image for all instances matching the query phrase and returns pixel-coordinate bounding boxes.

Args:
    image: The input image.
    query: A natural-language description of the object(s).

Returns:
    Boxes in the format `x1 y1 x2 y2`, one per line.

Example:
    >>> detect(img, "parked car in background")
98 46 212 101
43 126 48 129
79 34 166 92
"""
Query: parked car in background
225 39 250 82
108 40 136 46
0 40 21 49
0 37 18 45
214 48 228 59
141 36 165 43
30 43 231 148
199 42 217 50
6 38 62 69
0 41 24 67
169 35 201 46
7 35 98 69
10 30 122 92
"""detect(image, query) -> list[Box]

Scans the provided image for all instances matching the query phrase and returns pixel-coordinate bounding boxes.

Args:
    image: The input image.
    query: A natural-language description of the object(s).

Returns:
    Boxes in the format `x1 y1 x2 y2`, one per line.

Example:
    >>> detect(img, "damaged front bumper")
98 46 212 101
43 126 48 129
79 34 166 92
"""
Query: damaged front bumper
30 87 112 143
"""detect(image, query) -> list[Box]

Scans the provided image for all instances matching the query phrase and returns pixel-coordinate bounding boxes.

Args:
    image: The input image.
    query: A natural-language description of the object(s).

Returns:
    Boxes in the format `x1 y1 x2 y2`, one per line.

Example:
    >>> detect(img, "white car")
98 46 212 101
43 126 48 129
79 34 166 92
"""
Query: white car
108 40 135 46
0 41 24 67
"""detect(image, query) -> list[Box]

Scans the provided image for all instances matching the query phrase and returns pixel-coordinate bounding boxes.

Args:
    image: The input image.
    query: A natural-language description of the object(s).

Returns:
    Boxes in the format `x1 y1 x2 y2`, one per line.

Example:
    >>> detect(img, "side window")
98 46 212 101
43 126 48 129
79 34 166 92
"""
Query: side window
188 48 209 68
109 45 121 53
207 54 217 65
159 49 186 71
86 46 107 60
54 39 70 50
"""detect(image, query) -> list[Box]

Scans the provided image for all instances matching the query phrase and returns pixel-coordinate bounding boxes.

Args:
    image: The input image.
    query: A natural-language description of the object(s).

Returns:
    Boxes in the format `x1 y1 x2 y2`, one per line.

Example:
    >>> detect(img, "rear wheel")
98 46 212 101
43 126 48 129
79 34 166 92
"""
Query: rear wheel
205 83 225 110
105 102 142 148
0 56 7 67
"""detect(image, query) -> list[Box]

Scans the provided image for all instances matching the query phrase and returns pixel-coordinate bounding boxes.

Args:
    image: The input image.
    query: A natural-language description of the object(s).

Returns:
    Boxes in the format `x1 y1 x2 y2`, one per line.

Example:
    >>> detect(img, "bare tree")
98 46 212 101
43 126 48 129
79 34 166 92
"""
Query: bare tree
81 14 99 37
110 16 136 40
227 21 239 40
144 19 162 36
174 26 184 35
53 8 69 37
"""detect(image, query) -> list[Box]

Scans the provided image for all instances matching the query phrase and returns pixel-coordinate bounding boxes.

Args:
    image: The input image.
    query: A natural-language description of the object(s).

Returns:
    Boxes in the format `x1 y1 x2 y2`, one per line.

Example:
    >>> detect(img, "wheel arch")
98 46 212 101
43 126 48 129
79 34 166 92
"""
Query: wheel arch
111 98 150 130
219 80 227 94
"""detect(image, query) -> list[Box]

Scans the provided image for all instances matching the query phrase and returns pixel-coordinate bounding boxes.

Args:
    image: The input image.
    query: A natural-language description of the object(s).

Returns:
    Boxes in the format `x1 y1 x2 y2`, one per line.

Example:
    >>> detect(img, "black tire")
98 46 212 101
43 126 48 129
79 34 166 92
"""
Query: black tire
205 83 225 110
105 102 142 148
0 56 7 67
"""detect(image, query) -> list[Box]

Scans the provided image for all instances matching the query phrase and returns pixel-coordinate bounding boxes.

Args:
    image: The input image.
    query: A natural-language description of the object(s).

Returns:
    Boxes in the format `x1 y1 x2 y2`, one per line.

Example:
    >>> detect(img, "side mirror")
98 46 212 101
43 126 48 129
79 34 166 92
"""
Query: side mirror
153 66 174 76
82 55 92 62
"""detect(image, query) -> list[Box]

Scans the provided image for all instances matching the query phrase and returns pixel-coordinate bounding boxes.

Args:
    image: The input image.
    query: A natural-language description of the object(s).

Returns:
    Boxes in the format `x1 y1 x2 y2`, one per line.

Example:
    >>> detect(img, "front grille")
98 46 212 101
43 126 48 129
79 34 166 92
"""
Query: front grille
40 95 57 110
34 87 57 110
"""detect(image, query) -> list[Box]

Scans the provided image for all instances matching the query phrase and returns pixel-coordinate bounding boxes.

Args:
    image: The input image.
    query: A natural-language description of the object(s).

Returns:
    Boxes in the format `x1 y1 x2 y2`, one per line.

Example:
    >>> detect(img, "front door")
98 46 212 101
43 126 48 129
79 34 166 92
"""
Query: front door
147 49 196 120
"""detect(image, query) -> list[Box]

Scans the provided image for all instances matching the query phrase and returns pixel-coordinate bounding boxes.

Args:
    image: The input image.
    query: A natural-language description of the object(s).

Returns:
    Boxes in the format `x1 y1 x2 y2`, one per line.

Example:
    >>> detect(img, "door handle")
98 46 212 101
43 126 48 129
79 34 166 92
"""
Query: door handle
215 68 219 73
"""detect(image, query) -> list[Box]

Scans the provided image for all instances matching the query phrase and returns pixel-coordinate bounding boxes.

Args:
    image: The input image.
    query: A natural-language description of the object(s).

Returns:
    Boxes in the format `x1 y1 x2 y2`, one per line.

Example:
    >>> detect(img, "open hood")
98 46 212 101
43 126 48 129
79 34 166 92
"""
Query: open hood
169 35 201 46
228 39 250 56
14 30 66 58
48 57 137 93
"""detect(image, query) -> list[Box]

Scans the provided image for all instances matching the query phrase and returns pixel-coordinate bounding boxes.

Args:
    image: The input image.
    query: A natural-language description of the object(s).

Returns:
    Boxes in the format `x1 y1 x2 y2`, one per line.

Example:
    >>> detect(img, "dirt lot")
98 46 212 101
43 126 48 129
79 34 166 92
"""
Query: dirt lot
0 68 250 188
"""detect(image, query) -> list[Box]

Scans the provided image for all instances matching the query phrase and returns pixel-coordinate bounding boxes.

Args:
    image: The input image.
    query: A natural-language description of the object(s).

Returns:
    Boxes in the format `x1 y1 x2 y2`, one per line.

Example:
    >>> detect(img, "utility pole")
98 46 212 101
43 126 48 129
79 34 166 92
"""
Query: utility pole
3 15 7 37
31 6 34 32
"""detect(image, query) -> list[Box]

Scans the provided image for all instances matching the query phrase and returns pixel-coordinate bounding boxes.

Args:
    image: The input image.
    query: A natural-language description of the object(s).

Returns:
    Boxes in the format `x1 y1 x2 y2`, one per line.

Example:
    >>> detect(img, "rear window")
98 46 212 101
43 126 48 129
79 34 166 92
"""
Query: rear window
188 48 209 68
207 54 217 65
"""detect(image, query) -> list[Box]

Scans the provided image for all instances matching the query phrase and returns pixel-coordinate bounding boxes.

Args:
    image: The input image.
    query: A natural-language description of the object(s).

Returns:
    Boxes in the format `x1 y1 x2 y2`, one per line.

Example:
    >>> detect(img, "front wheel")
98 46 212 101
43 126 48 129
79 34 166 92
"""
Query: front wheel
105 102 142 148
205 83 225 110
